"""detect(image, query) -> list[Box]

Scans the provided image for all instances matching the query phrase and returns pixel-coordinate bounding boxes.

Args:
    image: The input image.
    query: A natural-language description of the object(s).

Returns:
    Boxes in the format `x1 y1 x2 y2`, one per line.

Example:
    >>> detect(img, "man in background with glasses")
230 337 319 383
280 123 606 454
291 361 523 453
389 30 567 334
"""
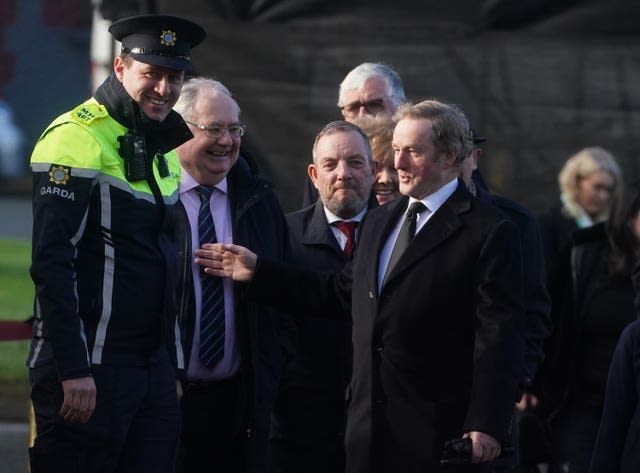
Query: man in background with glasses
303 62 407 207
173 77 294 473
338 62 406 120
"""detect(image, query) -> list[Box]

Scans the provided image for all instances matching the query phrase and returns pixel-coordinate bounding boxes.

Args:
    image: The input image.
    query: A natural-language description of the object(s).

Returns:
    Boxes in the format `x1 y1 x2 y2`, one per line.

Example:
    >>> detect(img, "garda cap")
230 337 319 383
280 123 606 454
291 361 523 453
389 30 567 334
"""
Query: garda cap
109 14 206 72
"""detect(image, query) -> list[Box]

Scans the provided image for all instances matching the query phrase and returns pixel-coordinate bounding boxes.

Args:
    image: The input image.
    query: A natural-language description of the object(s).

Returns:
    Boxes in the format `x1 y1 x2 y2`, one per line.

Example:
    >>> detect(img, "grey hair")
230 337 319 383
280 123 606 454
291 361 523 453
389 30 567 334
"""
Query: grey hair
311 120 373 166
173 77 240 121
338 62 406 110
393 99 473 165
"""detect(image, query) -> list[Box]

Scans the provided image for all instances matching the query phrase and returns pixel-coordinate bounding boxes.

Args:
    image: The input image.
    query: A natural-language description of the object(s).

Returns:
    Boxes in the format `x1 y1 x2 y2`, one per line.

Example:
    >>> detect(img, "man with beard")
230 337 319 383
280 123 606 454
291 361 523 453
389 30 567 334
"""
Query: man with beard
302 63 406 207
271 120 376 473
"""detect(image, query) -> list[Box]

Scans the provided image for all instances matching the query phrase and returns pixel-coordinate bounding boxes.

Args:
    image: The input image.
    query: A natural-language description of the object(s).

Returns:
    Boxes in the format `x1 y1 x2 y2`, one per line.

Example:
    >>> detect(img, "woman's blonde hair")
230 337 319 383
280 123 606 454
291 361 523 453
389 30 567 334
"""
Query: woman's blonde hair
558 146 622 221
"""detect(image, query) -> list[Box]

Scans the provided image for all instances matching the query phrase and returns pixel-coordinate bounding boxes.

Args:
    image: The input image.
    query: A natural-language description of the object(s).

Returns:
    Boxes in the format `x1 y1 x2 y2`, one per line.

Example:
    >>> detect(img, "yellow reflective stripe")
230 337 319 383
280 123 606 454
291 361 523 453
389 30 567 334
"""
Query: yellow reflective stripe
32 98 181 198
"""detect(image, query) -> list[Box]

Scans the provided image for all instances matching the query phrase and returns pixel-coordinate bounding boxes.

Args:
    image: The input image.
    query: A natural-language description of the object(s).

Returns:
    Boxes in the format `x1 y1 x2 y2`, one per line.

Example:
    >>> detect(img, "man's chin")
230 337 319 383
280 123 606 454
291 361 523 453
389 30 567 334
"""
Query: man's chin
141 105 170 122
327 198 366 218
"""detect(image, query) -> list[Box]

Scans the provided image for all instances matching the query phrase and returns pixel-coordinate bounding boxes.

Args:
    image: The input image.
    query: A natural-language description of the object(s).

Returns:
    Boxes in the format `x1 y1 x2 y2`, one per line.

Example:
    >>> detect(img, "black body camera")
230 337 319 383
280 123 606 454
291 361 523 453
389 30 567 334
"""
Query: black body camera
118 131 149 181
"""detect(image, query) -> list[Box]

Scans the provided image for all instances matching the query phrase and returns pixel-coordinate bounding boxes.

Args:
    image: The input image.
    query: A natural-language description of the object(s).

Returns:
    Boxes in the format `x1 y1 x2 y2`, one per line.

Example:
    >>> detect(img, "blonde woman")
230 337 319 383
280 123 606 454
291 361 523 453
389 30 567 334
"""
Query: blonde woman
540 146 622 274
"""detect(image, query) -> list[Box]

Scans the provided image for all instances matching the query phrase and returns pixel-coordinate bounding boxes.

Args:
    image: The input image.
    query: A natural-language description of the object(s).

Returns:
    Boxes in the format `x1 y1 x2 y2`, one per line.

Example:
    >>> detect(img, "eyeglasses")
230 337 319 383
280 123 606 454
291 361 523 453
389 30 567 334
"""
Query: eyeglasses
341 98 386 118
184 120 246 139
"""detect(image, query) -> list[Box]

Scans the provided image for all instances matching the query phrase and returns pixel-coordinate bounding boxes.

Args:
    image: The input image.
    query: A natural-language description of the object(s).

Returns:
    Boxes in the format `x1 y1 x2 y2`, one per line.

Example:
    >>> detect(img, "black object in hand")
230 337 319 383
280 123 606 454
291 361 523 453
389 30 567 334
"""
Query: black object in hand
440 437 514 464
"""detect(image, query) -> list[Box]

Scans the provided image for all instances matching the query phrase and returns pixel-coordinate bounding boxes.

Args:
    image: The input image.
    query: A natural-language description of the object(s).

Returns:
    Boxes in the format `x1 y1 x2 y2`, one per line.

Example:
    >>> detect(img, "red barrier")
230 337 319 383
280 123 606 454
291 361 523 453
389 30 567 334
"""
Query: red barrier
0 321 32 341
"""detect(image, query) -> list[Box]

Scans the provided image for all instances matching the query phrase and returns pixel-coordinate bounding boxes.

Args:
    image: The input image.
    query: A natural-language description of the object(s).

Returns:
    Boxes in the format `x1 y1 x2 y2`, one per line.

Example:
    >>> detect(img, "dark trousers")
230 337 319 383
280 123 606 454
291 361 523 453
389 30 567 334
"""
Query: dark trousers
270 400 347 473
29 348 180 473
549 403 601 473
177 376 243 473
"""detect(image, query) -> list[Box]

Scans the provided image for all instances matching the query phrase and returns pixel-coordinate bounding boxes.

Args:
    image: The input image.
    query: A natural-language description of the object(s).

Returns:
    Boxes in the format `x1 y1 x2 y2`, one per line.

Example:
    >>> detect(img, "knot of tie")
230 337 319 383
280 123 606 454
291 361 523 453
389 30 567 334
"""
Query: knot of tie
333 220 358 258
196 185 214 202
407 201 427 219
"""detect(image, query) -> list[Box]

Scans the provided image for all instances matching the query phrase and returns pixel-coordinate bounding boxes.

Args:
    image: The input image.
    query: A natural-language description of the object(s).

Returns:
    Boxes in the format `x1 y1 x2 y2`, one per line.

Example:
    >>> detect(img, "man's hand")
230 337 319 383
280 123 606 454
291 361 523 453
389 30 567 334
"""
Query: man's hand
60 376 96 423
516 392 539 411
463 431 501 463
195 243 257 282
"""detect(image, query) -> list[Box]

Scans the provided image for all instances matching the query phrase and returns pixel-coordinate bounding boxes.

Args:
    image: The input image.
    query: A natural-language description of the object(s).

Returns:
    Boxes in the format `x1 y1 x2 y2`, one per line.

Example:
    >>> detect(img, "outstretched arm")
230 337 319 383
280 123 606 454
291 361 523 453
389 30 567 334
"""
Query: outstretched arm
195 243 257 282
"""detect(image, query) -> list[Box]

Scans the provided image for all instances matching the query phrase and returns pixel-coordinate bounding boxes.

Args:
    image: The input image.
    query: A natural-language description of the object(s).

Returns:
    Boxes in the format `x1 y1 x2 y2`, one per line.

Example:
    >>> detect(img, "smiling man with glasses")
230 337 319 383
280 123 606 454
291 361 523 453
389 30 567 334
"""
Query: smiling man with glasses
172 77 292 473
183 119 246 139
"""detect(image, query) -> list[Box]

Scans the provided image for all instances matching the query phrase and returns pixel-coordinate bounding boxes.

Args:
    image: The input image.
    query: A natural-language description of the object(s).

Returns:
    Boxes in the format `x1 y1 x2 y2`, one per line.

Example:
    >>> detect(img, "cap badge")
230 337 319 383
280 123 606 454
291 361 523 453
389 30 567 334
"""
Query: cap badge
49 165 70 185
160 30 177 46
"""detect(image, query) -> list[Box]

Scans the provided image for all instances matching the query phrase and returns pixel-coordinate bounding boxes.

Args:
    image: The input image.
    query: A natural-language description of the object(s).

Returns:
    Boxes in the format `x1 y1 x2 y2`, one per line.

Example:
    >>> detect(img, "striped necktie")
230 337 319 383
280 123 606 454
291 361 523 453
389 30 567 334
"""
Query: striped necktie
195 185 225 369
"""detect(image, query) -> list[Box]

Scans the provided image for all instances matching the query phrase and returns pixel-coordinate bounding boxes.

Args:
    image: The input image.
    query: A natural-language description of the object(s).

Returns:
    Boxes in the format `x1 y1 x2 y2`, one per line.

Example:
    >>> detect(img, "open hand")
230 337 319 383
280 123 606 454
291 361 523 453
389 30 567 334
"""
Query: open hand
195 243 257 282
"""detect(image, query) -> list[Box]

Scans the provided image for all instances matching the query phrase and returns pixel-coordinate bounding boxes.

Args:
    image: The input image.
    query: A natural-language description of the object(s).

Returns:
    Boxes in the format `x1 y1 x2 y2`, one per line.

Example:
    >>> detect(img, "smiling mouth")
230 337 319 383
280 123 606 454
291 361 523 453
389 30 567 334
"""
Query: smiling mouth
207 150 229 158
149 97 169 105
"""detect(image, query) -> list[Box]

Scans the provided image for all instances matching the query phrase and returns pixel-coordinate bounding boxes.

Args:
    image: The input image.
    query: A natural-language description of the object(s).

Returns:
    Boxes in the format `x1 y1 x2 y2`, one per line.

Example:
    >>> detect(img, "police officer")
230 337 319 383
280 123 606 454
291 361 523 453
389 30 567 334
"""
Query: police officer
27 14 205 473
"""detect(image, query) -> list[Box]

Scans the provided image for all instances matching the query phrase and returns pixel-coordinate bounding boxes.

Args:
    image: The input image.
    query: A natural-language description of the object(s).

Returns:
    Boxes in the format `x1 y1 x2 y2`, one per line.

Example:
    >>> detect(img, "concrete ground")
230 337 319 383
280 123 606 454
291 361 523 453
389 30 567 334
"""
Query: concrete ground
0 382 31 473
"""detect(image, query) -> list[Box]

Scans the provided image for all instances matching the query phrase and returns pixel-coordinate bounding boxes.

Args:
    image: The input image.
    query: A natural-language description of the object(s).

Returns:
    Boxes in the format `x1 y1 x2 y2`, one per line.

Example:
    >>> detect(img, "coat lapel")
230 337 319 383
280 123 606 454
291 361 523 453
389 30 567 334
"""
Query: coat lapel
301 200 344 258
382 184 472 287
358 197 408 294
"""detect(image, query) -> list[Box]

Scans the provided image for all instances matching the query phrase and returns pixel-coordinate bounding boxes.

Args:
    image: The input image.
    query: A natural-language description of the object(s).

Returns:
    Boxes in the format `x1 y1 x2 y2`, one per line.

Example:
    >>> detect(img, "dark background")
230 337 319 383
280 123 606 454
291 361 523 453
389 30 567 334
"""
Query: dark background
3 0 639 213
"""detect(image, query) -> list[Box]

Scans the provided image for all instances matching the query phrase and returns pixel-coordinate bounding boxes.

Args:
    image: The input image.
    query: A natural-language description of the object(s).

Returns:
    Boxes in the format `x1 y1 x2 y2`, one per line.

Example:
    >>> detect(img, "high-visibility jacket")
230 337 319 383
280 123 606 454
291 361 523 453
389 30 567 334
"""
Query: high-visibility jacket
28 97 185 381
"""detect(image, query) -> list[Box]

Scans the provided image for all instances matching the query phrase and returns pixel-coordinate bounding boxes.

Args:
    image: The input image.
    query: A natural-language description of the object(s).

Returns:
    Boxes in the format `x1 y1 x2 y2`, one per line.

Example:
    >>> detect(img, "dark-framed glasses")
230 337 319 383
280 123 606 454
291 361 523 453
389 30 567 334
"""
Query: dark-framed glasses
341 98 386 117
184 120 246 139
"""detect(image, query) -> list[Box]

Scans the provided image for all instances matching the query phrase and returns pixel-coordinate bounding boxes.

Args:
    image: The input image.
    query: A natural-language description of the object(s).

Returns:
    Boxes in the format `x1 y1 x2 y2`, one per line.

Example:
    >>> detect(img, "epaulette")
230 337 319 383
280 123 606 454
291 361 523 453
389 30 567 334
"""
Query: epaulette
69 101 108 126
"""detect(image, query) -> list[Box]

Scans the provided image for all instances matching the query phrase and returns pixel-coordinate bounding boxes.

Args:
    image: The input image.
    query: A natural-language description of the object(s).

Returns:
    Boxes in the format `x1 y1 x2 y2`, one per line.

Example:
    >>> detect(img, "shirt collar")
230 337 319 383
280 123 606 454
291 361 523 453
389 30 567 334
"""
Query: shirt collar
408 177 458 214
323 205 368 225
180 168 228 196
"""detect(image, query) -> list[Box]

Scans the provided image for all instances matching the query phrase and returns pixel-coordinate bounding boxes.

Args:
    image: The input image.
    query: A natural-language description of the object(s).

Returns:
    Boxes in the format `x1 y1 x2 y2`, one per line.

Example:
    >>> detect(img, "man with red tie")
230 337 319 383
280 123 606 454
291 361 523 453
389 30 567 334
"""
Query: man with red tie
271 120 376 473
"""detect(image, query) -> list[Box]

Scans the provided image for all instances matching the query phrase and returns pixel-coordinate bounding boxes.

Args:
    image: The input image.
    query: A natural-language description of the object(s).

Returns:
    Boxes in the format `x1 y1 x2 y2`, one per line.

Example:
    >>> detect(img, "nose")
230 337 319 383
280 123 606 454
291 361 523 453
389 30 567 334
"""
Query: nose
336 160 353 179
216 128 233 145
357 105 368 117
376 167 393 184
155 77 171 96
394 150 407 170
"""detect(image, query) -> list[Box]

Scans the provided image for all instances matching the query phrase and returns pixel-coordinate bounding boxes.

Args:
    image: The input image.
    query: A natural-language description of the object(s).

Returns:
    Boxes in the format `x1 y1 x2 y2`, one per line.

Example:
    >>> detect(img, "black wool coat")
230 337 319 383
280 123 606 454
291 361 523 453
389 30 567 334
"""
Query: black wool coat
249 182 525 473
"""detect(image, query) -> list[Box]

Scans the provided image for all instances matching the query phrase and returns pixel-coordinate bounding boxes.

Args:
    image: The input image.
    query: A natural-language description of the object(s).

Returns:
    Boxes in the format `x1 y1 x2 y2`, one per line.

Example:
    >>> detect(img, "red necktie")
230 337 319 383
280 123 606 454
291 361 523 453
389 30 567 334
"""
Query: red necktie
333 221 358 258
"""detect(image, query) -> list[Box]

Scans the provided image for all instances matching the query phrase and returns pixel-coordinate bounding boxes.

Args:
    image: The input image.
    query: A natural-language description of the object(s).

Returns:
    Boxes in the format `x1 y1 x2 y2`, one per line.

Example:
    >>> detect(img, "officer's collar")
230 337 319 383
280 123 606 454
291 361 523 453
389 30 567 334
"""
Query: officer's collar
94 73 192 154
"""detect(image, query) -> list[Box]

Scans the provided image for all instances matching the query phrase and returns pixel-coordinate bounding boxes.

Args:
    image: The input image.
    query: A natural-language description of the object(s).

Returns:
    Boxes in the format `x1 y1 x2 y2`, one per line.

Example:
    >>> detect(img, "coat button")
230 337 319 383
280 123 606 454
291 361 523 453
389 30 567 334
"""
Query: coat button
375 345 383 352
368 290 374 299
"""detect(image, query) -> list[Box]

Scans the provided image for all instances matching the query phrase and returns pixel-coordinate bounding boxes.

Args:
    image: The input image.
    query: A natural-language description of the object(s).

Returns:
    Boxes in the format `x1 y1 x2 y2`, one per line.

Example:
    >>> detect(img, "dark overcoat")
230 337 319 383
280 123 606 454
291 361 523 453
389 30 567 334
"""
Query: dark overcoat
250 182 525 473
270 200 355 473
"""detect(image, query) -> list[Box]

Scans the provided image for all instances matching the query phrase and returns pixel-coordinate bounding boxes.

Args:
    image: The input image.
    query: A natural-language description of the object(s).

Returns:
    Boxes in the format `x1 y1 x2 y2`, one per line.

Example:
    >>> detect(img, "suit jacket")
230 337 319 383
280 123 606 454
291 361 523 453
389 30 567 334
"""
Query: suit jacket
270 200 358 472
249 182 525 473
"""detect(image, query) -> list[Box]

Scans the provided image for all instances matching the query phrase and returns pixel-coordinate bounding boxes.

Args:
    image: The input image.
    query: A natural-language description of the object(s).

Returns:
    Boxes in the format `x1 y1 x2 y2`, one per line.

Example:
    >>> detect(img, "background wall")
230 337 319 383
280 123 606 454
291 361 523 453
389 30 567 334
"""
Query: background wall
4 0 639 215
101 0 640 213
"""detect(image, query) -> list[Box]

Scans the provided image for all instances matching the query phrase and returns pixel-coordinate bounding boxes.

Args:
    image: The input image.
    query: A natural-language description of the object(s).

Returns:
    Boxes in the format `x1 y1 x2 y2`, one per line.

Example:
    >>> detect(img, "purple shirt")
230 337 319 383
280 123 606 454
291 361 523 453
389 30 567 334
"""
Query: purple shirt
180 169 241 381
